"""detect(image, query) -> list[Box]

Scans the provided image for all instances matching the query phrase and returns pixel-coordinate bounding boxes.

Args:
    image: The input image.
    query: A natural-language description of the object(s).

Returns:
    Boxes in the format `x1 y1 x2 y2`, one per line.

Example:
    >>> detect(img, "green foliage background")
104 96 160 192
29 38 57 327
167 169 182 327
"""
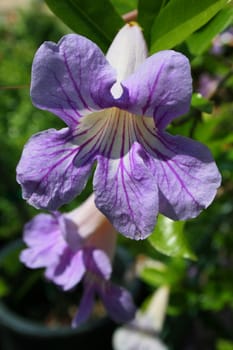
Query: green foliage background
0 0 233 349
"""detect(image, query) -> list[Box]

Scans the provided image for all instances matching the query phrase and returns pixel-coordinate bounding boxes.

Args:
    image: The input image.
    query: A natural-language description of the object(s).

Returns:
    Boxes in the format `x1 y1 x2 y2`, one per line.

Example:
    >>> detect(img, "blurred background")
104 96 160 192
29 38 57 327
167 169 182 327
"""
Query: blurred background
0 0 233 349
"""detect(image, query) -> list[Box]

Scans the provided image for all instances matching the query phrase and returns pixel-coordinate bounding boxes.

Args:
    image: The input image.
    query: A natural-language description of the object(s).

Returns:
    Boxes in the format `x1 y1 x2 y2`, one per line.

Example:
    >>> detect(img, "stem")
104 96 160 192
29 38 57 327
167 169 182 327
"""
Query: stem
0 84 29 90
208 68 233 100
122 9 138 23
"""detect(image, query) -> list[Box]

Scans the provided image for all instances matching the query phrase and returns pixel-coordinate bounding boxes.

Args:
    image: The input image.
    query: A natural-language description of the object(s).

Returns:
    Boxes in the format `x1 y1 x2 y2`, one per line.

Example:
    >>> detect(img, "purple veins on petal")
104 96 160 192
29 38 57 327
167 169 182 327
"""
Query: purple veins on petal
122 50 192 128
16 128 94 210
30 34 118 128
94 141 158 240
136 129 222 221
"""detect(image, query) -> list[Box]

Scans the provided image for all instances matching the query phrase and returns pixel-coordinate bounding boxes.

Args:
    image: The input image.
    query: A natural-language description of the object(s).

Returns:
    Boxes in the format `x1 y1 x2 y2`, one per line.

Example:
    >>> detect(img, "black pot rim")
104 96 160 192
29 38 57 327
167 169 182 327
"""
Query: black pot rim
0 239 138 337
0 240 110 337
0 299 109 337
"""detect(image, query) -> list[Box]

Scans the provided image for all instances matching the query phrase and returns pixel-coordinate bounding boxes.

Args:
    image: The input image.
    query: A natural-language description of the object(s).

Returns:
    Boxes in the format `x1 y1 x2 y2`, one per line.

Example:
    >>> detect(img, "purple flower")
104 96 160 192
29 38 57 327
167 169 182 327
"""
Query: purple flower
17 23 221 240
20 195 136 327
211 27 233 55
198 73 221 99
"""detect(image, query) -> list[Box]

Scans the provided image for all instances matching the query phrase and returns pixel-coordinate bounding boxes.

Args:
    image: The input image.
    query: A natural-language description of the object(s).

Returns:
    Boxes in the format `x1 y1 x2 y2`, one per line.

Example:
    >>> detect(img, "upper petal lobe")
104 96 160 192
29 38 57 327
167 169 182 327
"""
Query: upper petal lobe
31 34 117 128
122 50 192 129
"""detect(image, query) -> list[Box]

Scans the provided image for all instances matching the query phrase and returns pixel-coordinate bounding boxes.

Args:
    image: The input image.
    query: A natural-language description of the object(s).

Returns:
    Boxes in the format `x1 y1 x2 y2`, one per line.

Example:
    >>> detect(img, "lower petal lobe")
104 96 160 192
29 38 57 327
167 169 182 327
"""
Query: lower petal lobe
72 284 95 328
100 282 136 323
140 131 221 220
94 142 158 240
46 248 85 291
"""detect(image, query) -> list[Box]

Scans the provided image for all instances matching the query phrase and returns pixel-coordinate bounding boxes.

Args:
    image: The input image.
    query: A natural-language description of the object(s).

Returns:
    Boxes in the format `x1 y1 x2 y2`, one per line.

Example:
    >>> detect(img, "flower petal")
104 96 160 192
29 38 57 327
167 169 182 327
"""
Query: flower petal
94 141 158 240
70 109 158 240
20 213 65 268
16 128 94 210
31 34 117 128
122 50 192 129
137 129 221 220
106 23 147 97
72 285 95 328
58 214 84 250
113 327 168 350
100 283 136 323
45 248 85 291
83 248 112 280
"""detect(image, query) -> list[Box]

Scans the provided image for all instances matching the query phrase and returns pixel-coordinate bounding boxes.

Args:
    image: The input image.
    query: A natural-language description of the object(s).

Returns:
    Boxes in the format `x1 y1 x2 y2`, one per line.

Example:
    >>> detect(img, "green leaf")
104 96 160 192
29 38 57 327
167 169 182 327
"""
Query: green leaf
139 261 169 287
149 215 197 260
139 258 186 288
150 0 229 53
45 0 124 52
138 0 168 45
110 0 137 15
187 6 233 55
217 339 233 350
191 93 214 113
140 264 182 287
0 278 9 297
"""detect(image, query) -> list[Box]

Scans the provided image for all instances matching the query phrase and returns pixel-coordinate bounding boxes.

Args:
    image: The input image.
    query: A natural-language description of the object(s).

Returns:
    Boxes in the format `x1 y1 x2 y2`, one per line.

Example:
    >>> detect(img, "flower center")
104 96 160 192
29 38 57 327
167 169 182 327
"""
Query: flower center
74 106 157 163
